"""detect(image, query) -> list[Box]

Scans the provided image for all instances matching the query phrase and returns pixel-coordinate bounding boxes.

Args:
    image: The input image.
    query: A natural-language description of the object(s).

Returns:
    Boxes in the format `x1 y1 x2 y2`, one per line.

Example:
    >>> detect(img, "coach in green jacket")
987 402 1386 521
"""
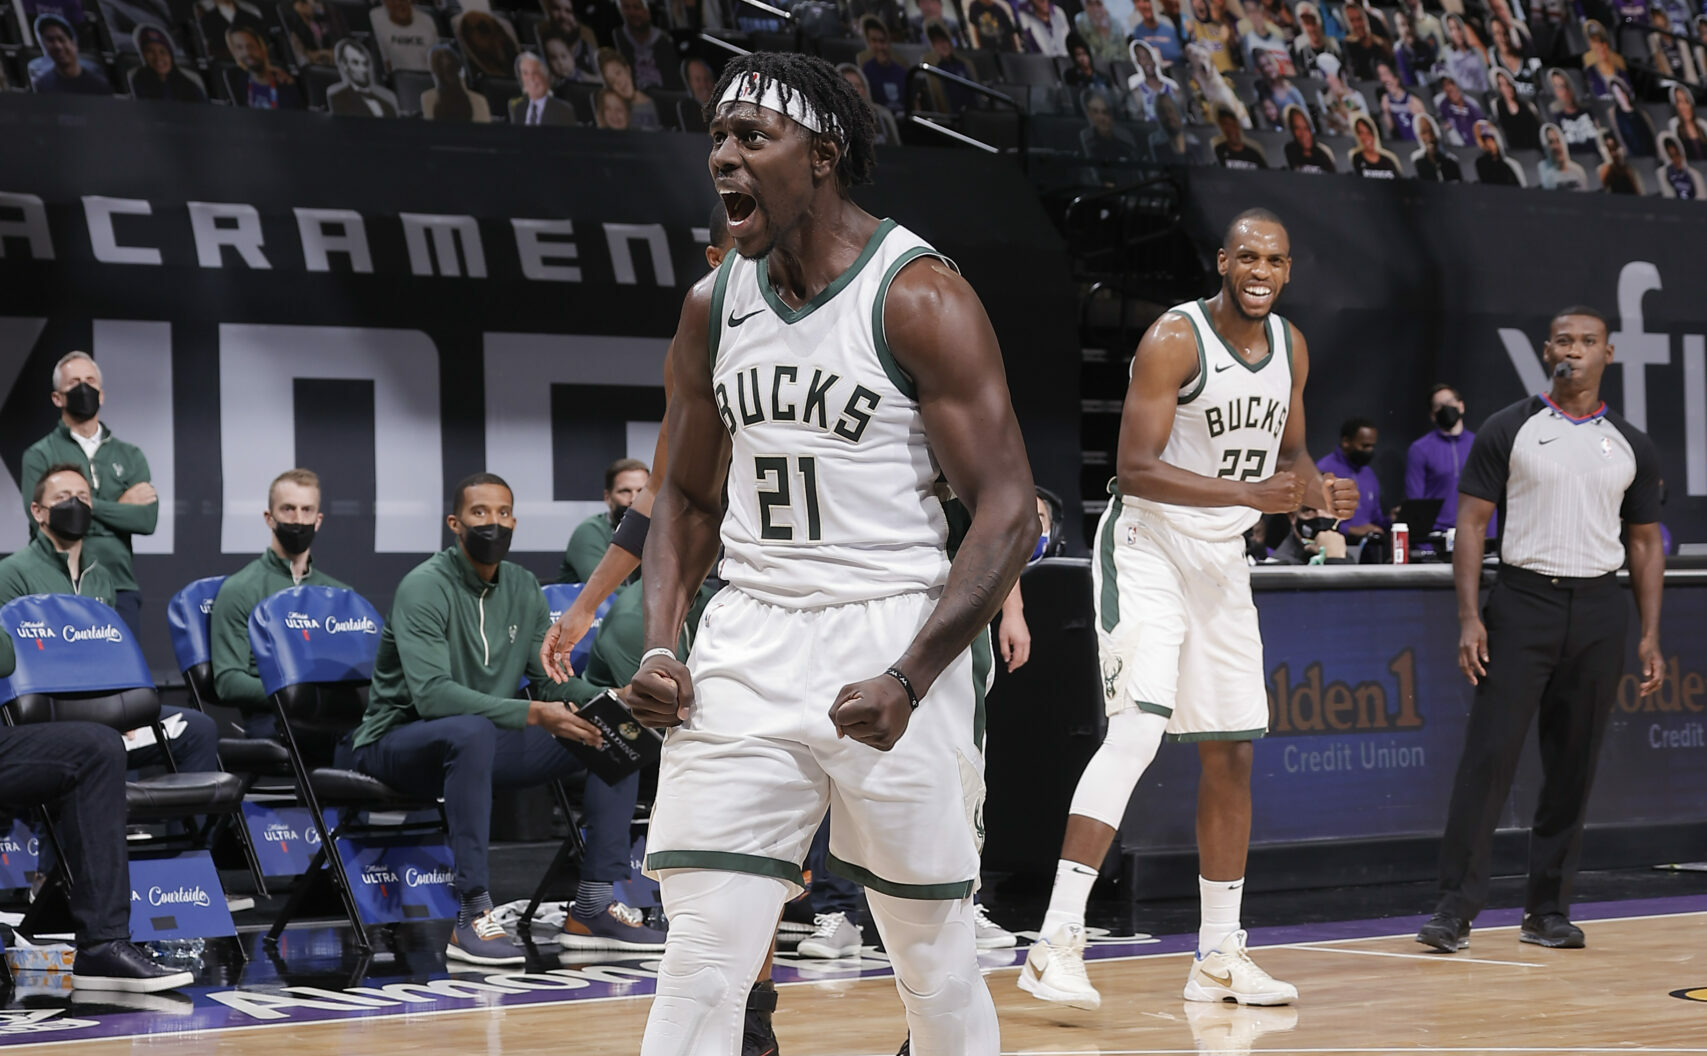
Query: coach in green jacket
351 473 664 967
20 352 158 635
210 469 349 733
558 458 649 583
0 463 217 775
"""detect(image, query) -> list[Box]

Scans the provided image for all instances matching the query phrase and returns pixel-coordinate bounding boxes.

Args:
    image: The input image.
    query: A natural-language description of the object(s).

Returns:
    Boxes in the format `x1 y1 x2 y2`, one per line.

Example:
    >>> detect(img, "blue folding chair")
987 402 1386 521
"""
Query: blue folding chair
540 581 616 676
250 586 451 951
0 593 245 942
167 576 296 896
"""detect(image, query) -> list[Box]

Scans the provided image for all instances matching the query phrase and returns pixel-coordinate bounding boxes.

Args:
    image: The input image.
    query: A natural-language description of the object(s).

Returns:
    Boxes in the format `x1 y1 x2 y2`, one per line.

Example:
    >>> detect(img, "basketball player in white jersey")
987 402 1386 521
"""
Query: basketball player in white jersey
626 52 1038 1056
1020 210 1357 1011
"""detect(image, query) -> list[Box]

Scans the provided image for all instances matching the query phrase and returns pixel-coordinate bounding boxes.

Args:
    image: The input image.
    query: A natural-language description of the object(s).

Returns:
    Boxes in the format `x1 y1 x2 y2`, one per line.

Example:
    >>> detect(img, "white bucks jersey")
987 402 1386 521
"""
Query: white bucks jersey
1124 299 1295 541
709 219 954 607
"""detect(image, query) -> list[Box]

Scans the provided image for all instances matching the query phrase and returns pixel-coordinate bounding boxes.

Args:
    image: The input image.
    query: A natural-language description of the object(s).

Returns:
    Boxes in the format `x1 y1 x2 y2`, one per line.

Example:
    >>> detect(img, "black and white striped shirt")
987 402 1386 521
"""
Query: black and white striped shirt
1461 395 1662 578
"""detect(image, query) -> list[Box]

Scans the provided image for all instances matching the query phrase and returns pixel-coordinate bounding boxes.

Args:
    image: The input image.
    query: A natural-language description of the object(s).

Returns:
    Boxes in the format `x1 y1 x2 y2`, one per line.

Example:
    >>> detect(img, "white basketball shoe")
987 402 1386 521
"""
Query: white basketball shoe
1017 922 1101 1010
1183 929 1298 1006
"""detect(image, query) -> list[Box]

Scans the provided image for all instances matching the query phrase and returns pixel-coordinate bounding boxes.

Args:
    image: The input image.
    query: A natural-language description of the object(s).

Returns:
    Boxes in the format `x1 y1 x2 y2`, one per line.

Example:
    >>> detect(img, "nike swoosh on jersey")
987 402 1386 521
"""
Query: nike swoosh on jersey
728 309 764 327
1538 437 1559 445
1214 362 1235 372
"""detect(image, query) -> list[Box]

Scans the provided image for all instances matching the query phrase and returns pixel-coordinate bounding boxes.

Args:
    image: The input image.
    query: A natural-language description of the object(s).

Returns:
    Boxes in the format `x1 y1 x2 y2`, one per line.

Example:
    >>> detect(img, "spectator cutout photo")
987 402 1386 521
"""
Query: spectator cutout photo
511 51 577 125
837 63 903 146
1185 41 1249 129
1670 82 1707 160
1598 128 1643 194
28 13 112 95
596 86 631 129
1657 130 1707 198
1350 112 1402 177
1127 38 1180 123
1411 114 1463 181
1474 119 1526 186
1283 103 1335 172
456 8 520 79
597 48 659 130
1606 78 1656 158
327 37 398 117
1212 104 1268 168
421 42 492 122
127 22 207 102
225 23 301 108
1546 67 1598 152
370 0 438 73
197 0 266 61
1491 67 1542 151
12 0 84 47
539 25 599 85
1538 121 1590 190
280 0 349 67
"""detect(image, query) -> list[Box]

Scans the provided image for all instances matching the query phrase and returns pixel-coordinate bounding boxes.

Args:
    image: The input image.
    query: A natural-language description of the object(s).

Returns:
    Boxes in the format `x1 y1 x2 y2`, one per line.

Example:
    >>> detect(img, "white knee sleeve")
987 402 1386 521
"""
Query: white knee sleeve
865 892 1000 1056
1067 707 1168 829
641 870 789 1056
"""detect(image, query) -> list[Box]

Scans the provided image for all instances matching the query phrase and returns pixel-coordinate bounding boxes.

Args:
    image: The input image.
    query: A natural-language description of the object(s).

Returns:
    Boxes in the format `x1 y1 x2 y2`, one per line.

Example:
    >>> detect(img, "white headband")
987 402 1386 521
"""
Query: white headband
719 72 839 138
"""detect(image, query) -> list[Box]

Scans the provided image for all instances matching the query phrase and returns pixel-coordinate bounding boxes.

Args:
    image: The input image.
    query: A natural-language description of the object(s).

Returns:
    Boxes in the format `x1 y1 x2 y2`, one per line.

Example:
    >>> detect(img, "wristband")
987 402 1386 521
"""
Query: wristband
640 646 676 667
611 509 651 558
884 666 920 709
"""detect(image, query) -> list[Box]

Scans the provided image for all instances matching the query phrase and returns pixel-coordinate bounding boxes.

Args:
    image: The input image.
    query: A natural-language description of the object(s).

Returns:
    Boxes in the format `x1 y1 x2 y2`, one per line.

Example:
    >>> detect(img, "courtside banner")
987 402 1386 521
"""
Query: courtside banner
1120 578 1707 853
336 834 458 924
0 94 1081 674
0 819 38 890
127 851 236 941
240 802 332 878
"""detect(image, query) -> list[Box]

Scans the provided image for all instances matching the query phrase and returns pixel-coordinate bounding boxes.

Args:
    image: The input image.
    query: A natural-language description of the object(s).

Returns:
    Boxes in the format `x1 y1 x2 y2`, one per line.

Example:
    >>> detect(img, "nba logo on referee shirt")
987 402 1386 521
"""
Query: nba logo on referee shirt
1600 437 1612 458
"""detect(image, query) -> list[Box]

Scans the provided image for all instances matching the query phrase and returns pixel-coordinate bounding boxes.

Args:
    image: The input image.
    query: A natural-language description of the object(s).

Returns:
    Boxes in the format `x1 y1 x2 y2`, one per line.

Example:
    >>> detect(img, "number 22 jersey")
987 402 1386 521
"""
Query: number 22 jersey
1121 298 1294 542
708 218 955 608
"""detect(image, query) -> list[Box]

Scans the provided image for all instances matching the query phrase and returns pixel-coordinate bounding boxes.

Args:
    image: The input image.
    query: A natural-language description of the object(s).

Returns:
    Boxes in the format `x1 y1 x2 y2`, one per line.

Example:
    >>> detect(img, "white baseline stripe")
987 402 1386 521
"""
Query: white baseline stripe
1278 944 1545 968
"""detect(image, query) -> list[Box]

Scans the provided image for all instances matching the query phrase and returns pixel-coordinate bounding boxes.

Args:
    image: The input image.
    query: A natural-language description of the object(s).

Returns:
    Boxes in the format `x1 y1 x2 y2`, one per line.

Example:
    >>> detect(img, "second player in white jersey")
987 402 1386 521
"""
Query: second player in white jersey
1125 298 1295 542
708 218 953 607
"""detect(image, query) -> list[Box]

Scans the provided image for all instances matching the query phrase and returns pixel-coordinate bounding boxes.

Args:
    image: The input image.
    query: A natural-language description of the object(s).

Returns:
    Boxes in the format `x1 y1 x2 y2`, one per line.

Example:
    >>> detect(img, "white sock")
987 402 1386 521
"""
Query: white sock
1198 875 1244 956
1039 860 1099 938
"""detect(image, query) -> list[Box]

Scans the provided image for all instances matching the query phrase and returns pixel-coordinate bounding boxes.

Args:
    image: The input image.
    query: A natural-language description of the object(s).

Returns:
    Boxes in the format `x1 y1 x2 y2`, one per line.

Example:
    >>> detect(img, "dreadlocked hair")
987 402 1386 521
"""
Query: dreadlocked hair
705 51 879 190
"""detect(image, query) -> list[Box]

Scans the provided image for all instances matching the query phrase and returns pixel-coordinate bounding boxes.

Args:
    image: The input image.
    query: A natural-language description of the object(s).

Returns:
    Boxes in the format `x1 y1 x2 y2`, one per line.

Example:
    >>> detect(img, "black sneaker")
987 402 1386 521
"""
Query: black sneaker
71 940 195 993
1415 912 1471 952
1520 913 1585 948
742 979 780 1056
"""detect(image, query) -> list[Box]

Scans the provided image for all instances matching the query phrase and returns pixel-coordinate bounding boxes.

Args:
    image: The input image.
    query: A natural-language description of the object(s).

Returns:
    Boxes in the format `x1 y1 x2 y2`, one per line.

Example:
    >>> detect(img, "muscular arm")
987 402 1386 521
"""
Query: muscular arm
881 259 1038 701
1627 521 1665 696
640 276 729 660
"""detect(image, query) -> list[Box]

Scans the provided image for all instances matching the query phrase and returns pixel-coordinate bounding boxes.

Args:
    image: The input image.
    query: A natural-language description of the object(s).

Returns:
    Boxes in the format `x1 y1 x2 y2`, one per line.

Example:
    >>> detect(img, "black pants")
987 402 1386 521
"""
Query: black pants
1436 567 1627 921
0 723 130 945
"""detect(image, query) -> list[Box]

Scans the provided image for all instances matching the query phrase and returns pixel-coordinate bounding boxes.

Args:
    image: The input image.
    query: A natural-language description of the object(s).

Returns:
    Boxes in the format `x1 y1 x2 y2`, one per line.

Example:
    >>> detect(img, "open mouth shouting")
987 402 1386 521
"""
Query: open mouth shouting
720 190 759 233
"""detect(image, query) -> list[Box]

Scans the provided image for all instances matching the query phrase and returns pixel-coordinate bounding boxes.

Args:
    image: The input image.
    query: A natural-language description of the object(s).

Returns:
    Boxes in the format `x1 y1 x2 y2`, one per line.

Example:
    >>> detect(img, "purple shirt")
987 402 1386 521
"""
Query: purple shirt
862 57 908 115
1316 449 1385 528
1405 428 1472 529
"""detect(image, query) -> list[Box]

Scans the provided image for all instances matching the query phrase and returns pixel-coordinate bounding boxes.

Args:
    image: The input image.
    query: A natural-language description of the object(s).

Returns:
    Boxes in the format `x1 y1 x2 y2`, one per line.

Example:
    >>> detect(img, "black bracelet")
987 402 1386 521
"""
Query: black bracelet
611 508 650 558
884 666 920 709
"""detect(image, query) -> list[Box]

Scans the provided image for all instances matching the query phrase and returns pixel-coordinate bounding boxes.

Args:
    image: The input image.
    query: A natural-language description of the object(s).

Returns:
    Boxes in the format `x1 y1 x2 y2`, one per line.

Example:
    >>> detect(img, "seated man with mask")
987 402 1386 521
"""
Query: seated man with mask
210 469 349 736
350 473 665 965
1267 502 1356 566
558 458 648 584
0 464 219 775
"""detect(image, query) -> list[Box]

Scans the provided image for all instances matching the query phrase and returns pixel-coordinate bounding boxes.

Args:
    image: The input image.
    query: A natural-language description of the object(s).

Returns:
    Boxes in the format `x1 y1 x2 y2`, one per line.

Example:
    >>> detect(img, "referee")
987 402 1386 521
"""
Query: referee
1418 306 1665 954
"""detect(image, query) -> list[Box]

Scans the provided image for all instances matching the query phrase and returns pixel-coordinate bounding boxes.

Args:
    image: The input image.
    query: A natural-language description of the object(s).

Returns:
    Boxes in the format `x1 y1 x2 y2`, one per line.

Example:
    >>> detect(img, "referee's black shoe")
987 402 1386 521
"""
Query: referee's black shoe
743 979 779 1056
1415 912 1471 953
1520 913 1585 949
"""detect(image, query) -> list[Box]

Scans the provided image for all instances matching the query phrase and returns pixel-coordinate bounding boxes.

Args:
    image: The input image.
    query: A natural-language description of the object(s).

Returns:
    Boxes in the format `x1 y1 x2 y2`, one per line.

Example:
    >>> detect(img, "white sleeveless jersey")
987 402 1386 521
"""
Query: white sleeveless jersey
1122 299 1295 541
709 219 955 608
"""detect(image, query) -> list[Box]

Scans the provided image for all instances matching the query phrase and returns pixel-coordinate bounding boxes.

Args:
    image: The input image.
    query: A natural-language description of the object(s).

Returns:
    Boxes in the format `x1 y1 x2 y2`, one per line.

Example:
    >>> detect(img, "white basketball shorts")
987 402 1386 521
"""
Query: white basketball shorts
643 588 992 900
1090 497 1269 740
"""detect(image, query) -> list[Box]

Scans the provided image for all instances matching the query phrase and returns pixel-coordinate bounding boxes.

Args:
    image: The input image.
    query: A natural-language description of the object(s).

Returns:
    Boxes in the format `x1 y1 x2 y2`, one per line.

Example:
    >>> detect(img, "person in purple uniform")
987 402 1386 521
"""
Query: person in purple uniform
1405 384 1490 535
1316 416 1386 543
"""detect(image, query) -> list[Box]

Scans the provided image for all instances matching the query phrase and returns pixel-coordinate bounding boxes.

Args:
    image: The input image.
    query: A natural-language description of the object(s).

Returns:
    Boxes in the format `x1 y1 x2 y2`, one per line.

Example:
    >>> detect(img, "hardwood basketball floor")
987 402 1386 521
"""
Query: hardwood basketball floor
8 907 1704 1054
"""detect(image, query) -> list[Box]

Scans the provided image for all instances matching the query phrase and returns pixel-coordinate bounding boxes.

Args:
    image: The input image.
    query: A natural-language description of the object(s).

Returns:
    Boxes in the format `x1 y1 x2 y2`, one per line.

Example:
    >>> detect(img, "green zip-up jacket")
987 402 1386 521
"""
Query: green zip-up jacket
0 630 13 678
20 423 157 592
209 549 350 709
558 511 616 584
582 579 716 689
353 546 576 749
0 530 118 608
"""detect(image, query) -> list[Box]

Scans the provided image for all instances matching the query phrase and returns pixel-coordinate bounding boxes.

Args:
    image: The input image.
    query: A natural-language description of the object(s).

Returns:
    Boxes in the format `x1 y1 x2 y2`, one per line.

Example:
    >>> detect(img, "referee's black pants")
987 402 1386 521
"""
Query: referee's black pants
1436 566 1627 922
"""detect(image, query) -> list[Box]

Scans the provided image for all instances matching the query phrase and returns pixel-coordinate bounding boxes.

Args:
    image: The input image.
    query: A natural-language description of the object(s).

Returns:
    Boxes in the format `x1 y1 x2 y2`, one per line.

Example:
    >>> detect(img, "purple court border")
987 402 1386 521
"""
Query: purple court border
4 893 1705 1048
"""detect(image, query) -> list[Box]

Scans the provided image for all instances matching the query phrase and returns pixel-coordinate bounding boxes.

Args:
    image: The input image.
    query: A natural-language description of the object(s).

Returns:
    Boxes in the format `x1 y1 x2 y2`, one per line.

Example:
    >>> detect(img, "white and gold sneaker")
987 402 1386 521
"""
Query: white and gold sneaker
1017 923 1101 1010
1183 930 1297 1006
1182 1000 1300 1054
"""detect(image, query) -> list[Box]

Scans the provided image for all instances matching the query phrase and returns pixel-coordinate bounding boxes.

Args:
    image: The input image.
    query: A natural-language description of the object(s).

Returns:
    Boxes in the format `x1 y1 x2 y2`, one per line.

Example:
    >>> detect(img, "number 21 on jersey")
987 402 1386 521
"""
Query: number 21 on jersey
754 455 822 541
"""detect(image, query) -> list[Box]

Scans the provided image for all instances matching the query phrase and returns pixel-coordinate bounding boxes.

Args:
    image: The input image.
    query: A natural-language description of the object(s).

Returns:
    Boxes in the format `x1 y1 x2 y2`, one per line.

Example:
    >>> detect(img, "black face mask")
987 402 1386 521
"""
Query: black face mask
273 520 317 556
608 504 628 530
1345 447 1374 468
460 522 513 565
1295 515 1337 541
47 498 93 542
1434 405 1462 430
63 382 100 422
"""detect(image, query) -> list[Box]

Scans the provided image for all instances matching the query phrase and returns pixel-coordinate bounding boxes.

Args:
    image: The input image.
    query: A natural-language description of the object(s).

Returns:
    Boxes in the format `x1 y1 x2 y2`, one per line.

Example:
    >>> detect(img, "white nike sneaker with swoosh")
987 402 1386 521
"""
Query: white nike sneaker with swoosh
1183 929 1297 1006
1017 923 1101 1010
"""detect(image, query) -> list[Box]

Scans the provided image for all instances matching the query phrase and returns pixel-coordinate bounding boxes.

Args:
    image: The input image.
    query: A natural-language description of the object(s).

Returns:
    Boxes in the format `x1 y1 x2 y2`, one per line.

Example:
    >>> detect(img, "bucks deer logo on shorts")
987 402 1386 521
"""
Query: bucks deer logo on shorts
1102 655 1125 702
